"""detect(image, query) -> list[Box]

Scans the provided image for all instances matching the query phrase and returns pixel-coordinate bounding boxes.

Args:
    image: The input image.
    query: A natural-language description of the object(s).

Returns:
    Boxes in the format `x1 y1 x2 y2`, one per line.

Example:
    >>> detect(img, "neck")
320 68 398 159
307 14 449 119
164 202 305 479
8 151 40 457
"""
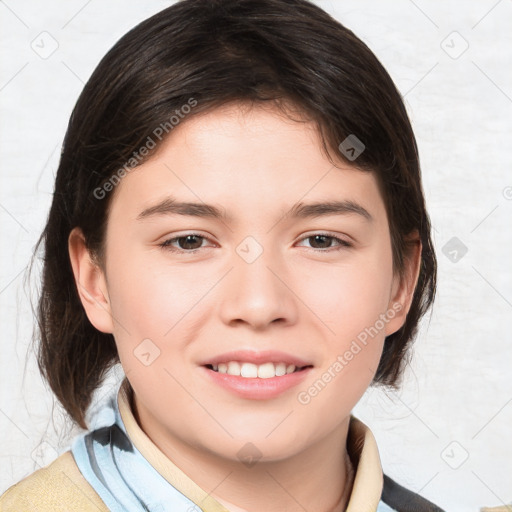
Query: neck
133 395 354 512
215 440 355 512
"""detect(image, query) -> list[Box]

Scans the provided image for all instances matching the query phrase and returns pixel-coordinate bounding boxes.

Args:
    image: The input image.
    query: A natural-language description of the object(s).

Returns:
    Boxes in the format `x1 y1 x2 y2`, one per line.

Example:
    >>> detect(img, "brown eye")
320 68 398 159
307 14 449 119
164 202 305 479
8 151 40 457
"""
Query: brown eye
176 235 204 250
160 234 208 252
297 233 352 251
308 235 334 249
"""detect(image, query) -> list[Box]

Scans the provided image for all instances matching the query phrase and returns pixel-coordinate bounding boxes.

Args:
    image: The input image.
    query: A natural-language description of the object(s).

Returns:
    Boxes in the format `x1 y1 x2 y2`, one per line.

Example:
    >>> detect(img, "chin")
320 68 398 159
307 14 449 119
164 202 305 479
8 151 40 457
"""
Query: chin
207 428 309 462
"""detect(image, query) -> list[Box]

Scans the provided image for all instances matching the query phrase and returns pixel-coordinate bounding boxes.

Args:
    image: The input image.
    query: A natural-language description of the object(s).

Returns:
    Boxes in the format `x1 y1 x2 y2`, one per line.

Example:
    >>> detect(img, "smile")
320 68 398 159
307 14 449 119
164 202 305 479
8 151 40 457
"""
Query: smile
206 361 307 378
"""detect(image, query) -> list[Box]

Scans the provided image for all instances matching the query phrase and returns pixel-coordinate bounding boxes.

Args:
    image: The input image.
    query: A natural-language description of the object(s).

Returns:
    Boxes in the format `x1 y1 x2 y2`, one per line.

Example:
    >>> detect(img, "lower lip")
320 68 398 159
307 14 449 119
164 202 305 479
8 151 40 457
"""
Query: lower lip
200 366 312 400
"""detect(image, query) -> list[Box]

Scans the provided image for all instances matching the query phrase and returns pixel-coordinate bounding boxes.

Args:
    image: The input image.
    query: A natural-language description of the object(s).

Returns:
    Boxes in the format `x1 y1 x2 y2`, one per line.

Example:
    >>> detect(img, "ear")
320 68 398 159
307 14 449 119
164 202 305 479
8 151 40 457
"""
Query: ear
68 227 114 334
385 231 422 337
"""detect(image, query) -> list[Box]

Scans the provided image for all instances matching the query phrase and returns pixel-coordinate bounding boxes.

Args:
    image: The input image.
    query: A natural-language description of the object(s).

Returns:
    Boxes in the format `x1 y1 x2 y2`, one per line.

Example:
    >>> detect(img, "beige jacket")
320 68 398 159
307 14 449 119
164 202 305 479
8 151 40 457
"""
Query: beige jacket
0 378 433 511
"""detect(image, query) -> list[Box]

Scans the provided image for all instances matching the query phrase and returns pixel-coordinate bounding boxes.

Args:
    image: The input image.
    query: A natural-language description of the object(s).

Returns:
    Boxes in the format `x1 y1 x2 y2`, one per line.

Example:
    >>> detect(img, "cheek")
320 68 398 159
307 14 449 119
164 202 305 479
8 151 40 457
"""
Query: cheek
107 248 197 330
293 246 394 405
298 251 394 339
105 248 221 370
295 261 391 421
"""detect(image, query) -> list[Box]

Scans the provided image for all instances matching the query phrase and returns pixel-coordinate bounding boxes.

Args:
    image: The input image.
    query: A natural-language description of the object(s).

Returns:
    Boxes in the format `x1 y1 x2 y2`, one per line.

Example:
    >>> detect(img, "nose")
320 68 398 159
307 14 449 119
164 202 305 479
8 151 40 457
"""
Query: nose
218 243 299 330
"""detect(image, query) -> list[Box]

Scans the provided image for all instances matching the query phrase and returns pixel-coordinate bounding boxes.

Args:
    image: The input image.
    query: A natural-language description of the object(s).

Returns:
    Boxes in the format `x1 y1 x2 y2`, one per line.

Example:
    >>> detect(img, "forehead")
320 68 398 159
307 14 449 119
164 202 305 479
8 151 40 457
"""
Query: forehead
108 103 386 226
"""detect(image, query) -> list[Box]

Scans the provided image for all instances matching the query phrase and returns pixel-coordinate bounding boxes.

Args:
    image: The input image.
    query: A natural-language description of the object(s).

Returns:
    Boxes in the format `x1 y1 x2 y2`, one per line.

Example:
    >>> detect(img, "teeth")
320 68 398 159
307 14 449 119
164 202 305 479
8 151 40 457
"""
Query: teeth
241 363 258 378
210 361 299 378
257 362 274 379
275 363 287 376
227 361 241 376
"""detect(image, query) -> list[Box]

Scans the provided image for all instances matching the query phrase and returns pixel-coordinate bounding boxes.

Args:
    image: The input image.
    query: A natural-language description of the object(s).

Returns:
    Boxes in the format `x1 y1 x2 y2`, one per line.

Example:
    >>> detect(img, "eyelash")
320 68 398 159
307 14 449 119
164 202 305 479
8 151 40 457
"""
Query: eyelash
158 232 352 254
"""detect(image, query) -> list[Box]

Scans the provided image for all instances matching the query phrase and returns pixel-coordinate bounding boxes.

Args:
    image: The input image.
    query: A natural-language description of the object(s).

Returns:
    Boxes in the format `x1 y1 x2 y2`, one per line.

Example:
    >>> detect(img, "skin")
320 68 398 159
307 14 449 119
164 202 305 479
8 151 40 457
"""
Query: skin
69 102 421 512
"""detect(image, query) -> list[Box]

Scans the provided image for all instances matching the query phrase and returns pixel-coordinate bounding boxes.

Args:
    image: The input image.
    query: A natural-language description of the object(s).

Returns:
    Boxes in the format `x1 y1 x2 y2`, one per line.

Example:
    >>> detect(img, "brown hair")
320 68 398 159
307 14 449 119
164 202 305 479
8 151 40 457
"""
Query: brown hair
34 0 436 429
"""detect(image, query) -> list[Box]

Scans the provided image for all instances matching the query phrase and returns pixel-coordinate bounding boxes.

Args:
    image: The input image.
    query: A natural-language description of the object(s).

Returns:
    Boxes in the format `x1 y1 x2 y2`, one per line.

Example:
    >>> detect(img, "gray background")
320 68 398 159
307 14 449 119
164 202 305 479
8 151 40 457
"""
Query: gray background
1 1 511 510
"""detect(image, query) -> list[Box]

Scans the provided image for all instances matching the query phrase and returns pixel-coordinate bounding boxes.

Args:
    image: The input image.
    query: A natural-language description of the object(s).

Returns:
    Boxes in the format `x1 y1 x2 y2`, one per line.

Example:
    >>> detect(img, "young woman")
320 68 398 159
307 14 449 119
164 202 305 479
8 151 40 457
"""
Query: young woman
0 0 441 510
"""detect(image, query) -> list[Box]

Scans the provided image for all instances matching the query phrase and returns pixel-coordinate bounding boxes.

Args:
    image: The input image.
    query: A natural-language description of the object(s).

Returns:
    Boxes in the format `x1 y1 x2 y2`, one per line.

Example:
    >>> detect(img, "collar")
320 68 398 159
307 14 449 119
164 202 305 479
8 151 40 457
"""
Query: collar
117 377 384 512
71 376 386 511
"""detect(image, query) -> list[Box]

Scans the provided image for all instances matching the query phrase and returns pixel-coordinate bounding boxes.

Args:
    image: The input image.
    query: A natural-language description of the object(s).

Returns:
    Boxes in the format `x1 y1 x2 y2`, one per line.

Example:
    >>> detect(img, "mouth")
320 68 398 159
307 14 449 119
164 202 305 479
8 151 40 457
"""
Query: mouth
204 361 312 379
199 350 314 399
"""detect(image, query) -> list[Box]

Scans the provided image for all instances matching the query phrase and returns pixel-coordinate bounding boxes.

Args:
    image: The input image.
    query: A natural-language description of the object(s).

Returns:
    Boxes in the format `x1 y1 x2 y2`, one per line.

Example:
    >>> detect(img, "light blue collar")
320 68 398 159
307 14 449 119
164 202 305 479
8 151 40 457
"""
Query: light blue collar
71 378 394 511
71 378 196 511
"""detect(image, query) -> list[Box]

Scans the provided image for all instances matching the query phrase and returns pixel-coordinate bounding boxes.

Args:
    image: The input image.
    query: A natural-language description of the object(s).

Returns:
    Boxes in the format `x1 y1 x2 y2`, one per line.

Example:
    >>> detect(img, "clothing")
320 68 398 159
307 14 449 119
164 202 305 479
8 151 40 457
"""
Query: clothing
0 377 444 511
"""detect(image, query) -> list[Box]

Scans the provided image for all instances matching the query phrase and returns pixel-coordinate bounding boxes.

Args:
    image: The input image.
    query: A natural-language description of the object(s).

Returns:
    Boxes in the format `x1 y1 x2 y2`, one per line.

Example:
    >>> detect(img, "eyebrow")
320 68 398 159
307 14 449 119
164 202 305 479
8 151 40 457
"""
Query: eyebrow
137 197 230 221
287 200 372 222
136 196 372 223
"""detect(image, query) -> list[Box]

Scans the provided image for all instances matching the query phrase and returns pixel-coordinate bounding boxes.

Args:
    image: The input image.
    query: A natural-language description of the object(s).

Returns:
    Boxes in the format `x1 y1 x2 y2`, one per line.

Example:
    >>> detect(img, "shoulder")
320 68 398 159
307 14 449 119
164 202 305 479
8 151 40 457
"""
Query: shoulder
381 474 446 512
0 450 108 512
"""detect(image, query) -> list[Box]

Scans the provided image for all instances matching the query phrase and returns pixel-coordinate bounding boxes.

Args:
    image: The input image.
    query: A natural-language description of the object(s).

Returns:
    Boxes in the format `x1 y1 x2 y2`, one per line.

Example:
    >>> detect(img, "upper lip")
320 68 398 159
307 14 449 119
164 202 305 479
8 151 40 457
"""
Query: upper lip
199 350 313 368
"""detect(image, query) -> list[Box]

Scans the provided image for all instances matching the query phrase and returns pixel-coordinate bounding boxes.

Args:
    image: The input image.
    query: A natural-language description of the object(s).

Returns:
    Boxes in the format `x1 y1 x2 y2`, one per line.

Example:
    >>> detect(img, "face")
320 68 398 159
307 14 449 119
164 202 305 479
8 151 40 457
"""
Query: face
71 102 415 464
